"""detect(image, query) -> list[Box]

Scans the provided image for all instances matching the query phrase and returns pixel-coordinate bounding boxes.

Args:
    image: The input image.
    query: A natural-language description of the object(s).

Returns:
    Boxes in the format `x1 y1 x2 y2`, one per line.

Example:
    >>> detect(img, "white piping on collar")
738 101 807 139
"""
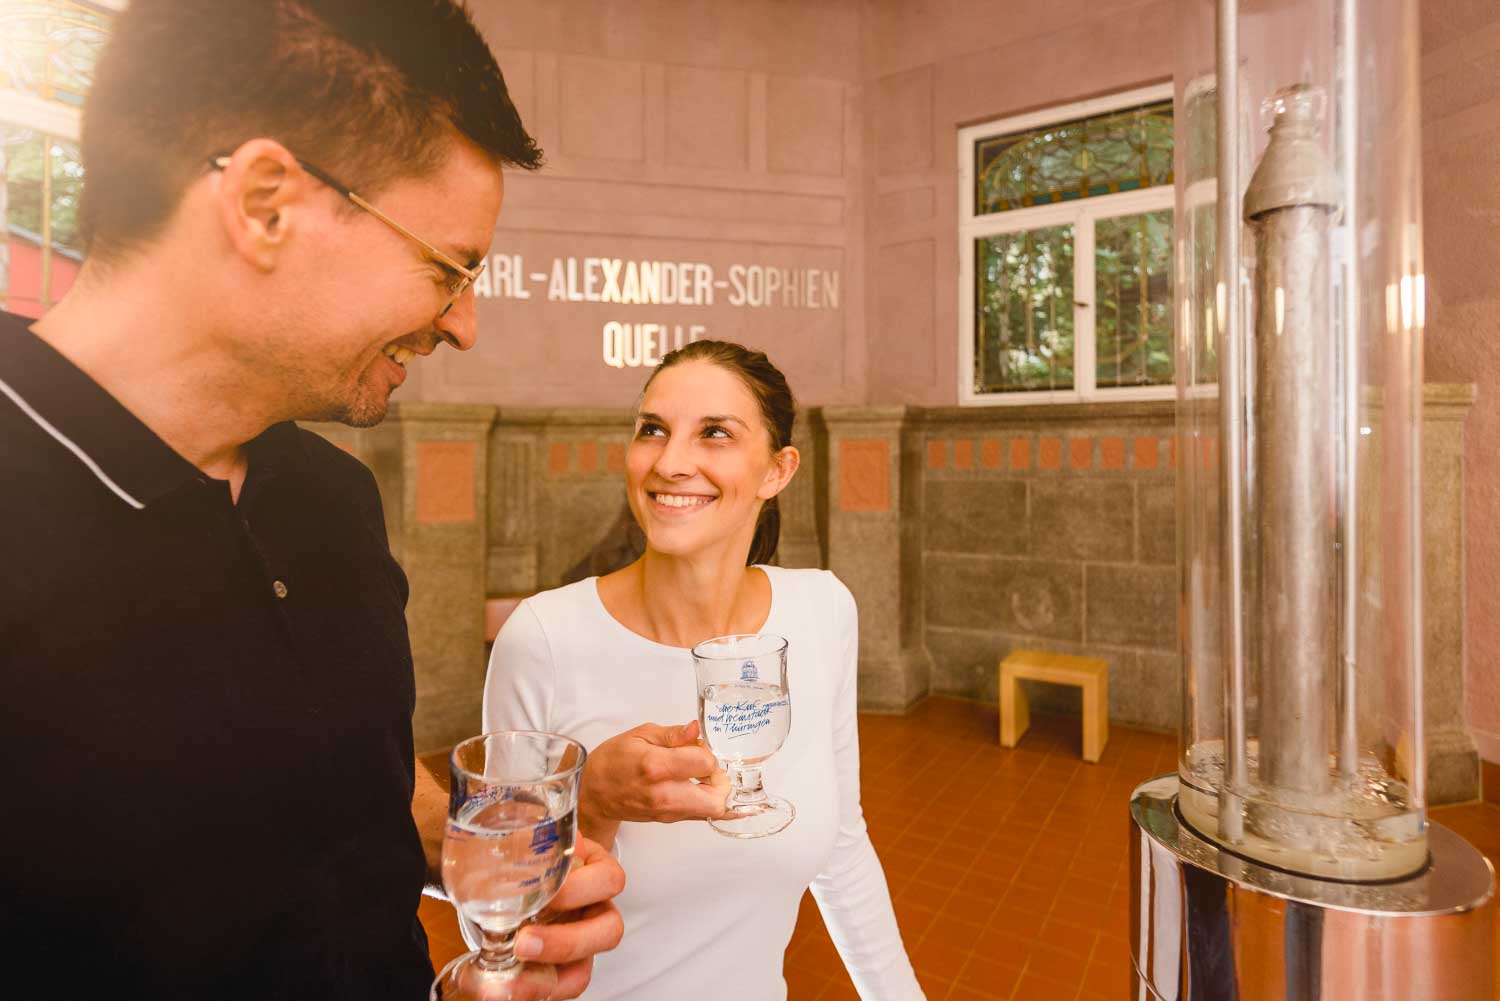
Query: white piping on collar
0 373 146 510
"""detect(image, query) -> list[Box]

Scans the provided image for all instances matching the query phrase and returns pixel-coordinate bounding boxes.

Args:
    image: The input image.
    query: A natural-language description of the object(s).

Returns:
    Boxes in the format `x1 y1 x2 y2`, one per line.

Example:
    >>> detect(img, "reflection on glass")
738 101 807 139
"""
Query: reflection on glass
974 225 1075 393
1095 209 1174 388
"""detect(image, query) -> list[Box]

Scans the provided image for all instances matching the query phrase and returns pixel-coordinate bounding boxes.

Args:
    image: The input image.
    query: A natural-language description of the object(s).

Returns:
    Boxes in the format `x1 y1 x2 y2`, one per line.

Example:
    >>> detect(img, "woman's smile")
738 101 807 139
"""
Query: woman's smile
648 491 718 513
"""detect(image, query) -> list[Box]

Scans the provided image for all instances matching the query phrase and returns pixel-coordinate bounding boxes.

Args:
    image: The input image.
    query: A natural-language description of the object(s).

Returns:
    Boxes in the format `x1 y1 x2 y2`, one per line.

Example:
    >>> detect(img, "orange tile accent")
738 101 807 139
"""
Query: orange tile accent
840 439 890 513
981 438 1003 469
577 441 599 473
1069 438 1093 469
414 441 476 524
1100 437 1125 470
548 442 570 475
606 442 627 473
1038 437 1062 470
954 439 975 470
1010 438 1032 470
484 597 523 642
1133 436 1159 470
927 439 946 470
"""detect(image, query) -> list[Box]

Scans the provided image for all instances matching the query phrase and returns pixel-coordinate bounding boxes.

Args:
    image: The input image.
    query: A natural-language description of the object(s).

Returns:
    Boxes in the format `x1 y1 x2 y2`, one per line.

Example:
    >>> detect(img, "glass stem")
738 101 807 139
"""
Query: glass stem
730 764 767 807
476 925 521 972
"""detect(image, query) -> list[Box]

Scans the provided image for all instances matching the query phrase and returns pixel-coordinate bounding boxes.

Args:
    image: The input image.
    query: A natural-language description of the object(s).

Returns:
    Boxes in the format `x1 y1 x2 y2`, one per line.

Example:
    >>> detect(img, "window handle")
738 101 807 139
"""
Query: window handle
1075 300 1092 308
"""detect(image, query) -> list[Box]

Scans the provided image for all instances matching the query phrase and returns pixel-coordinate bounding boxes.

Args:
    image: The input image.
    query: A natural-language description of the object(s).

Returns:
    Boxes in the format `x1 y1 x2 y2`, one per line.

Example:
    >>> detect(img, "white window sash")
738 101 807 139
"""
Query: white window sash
958 83 1176 408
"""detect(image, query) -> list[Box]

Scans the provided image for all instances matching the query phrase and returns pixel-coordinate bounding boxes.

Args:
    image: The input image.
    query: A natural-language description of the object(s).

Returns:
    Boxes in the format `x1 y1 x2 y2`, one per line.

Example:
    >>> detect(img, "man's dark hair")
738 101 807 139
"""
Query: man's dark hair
80 0 542 257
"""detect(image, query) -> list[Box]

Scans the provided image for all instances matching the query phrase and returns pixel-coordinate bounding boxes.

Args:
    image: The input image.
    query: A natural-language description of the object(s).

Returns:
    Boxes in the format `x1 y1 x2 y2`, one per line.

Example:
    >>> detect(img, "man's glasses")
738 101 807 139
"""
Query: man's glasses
210 154 485 317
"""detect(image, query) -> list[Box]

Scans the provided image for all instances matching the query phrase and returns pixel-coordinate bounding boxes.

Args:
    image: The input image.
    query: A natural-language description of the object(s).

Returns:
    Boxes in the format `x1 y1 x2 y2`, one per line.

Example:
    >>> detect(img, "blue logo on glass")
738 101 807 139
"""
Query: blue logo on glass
739 660 759 682
530 819 559 855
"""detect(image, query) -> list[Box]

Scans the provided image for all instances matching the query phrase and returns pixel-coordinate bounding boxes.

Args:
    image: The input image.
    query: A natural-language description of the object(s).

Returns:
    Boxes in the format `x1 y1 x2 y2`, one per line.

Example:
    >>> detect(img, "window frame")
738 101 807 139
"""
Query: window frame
0 0 123 315
957 82 1175 408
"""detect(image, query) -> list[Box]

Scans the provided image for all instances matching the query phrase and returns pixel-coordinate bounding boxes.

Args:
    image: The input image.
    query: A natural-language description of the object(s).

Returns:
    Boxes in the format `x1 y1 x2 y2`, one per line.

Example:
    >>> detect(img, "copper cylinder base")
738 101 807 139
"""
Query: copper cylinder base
1130 774 1495 1000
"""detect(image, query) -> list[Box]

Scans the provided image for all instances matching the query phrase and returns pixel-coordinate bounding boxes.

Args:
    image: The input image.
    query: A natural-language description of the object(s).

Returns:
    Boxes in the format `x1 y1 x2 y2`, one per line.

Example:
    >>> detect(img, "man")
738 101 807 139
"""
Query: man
0 1 622 997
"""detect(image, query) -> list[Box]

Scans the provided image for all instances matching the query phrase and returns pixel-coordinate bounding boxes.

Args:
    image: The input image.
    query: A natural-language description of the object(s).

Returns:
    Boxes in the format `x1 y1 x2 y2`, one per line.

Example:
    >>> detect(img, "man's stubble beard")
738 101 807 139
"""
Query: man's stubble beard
294 369 392 429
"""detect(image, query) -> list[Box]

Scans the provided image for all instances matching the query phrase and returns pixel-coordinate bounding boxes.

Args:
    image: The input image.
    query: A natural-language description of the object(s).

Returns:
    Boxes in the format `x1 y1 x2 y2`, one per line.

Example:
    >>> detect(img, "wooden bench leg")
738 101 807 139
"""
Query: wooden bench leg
1081 675 1109 763
999 665 1030 749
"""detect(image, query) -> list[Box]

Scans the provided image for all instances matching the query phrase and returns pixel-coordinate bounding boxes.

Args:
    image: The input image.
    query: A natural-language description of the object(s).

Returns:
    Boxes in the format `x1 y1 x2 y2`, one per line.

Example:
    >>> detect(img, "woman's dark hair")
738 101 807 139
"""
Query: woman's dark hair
644 340 796 566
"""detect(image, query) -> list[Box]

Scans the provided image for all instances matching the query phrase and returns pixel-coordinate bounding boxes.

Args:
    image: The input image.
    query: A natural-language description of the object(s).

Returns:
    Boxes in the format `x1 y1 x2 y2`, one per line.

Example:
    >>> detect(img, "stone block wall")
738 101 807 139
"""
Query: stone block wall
914 402 1180 732
485 407 826 599
305 390 1480 801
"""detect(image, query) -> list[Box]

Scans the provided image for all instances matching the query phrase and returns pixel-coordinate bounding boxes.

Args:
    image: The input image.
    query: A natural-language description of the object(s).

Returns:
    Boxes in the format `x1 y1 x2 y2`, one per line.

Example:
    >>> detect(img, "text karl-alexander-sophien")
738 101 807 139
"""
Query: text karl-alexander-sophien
471 253 841 368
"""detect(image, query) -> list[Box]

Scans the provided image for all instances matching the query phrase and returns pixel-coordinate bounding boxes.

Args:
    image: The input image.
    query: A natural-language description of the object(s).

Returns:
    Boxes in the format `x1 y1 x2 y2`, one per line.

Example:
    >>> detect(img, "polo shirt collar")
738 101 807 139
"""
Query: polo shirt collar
1 311 209 509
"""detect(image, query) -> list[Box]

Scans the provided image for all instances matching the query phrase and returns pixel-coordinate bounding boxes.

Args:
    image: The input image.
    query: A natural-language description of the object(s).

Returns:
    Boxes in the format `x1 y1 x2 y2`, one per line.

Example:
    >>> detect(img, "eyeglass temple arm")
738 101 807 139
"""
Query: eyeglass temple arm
209 155 481 282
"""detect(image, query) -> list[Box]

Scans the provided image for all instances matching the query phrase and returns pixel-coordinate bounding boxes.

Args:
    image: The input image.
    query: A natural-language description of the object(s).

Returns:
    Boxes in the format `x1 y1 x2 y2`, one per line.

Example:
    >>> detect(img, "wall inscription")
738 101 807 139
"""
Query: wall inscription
473 253 841 369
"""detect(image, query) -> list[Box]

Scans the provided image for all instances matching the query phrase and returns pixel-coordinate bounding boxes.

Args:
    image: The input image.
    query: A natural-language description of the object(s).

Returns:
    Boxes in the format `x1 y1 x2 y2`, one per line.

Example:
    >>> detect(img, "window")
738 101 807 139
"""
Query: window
958 84 1175 405
0 0 117 318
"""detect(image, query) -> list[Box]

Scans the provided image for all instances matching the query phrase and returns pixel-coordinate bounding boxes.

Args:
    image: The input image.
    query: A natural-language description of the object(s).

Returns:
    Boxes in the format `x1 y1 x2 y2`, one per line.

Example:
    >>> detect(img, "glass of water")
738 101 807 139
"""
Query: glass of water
431 730 587 1001
692 633 794 838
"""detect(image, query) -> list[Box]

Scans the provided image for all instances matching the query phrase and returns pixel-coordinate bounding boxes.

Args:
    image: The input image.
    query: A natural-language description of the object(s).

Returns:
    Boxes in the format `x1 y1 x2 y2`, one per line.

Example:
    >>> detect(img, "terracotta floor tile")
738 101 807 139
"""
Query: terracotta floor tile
916 858 973 887
793 934 846 977
912 933 975 981
959 954 1026 996
901 877 955 911
916 969 957 999
815 980 862 1001
1026 940 1088 987
1035 916 1097 960
1082 955 1128 996
784 962 832 1000
1011 968 1078 1001
415 699 1500 995
949 985 1005 1001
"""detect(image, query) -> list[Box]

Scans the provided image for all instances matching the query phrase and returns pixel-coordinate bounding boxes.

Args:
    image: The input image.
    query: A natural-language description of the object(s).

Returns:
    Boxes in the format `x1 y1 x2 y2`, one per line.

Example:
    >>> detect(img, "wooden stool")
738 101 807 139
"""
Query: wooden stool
999 649 1109 763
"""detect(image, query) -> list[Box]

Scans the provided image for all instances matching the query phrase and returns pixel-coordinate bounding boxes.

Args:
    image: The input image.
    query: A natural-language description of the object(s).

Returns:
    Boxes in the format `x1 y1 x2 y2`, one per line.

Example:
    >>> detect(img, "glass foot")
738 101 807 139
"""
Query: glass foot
431 951 527 1001
709 795 795 838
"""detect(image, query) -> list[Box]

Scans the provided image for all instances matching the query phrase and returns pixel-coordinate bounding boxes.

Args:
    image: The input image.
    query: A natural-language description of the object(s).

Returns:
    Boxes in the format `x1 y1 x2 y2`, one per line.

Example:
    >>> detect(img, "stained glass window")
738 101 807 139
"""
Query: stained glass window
0 0 113 105
962 89 1176 402
975 100 1173 215
1 0 113 317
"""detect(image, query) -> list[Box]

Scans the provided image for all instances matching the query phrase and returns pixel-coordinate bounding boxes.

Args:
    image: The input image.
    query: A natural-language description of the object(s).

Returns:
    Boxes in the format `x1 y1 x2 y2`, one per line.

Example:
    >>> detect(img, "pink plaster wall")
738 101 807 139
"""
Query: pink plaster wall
410 0 1176 410
409 1 1500 756
860 0 1175 405
1421 0 1500 761
408 0 866 409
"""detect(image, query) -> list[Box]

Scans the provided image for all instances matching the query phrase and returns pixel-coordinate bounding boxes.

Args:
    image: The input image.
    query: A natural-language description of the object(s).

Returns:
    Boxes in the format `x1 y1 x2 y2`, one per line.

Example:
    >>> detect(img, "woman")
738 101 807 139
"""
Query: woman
483 340 923 1000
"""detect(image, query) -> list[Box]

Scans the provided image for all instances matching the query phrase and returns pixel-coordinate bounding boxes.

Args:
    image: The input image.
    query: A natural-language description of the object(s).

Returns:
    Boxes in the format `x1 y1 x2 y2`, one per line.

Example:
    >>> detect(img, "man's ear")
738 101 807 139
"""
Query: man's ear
214 138 307 271
758 445 801 501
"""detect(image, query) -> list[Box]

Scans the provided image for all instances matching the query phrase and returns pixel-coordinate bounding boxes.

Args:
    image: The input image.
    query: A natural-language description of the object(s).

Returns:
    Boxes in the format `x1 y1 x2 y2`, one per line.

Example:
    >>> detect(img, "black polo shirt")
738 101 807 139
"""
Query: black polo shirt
0 311 433 999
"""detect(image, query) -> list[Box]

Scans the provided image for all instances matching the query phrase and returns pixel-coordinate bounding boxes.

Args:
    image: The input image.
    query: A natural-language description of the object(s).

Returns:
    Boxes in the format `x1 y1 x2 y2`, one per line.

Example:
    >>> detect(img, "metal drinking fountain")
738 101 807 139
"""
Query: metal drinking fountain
1131 0 1496 996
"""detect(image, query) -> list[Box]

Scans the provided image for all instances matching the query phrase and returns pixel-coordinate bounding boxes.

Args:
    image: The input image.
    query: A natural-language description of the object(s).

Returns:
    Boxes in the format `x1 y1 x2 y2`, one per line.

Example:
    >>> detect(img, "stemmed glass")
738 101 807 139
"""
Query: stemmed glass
691 633 795 838
431 731 587 1000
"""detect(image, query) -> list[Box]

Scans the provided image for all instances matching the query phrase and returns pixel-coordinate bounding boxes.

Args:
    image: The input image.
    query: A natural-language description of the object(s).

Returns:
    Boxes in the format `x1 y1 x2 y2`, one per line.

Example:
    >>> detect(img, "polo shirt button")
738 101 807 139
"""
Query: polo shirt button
272 580 289 599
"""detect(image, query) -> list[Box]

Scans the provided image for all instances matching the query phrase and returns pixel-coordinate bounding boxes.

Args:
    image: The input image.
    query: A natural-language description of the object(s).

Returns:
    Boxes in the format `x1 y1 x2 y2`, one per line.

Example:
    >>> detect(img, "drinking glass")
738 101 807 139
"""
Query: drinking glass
692 633 795 838
431 731 587 1001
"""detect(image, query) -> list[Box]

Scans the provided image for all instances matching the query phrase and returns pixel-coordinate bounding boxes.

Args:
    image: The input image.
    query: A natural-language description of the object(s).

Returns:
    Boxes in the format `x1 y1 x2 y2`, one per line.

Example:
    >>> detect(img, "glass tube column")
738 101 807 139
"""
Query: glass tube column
1174 0 1427 882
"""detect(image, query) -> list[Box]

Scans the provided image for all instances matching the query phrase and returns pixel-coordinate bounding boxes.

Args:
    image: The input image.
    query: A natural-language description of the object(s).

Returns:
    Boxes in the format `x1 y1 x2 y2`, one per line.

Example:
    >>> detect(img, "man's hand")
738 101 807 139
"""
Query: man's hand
511 836 626 1000
578 721 730 847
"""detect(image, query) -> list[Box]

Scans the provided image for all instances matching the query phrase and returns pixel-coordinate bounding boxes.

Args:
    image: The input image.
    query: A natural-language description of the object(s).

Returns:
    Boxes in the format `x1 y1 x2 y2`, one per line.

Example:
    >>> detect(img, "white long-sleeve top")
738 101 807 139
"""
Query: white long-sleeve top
482 566 924 1001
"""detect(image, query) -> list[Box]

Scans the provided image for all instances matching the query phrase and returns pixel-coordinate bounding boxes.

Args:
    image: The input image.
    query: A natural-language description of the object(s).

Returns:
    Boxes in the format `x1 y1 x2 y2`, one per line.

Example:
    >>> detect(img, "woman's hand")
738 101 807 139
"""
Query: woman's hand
579 720 729 846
